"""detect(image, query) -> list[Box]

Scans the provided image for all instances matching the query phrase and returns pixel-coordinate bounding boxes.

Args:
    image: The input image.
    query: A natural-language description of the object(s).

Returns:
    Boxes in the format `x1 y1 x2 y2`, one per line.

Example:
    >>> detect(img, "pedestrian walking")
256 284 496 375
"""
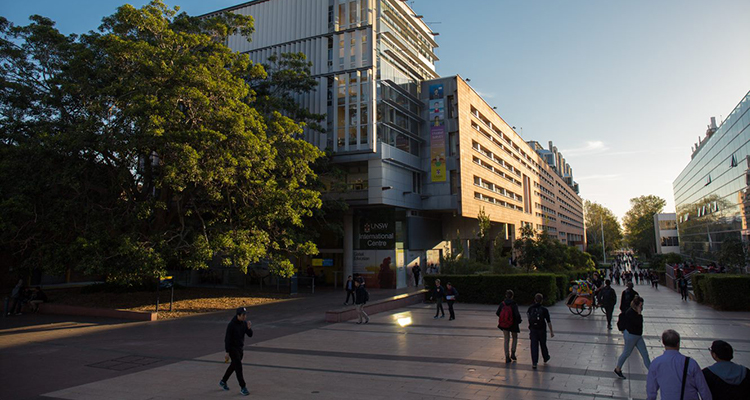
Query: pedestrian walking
28 286 48 313
527 293 554 369
496 289 522 363
344 275 355 305
619 281 639 313
600 279 618 330
431 279 445 318
412 263 421 286
678 276 689 301
7 279 26 316
702 340 750 399
651 272 659 289
647 329 712 400
220 307 253 396
614 296 650 379
354 278 369 324
445 282 458 320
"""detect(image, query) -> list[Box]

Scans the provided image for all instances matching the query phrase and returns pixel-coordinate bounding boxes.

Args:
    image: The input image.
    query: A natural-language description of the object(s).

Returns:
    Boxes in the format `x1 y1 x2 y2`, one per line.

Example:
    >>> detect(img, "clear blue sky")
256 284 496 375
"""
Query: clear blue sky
3 0 749 221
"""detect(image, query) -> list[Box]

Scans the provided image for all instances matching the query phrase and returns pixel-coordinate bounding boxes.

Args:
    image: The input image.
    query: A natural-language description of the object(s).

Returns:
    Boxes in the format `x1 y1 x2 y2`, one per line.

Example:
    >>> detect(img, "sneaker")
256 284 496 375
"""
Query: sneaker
511 354 517 361
365 319 369 324
240 387 249 396
543 356 550 363
433 315 439 319
607 325 612 330
505 358 511 363
614 368 627 379
532 364 537 369
219 381 229 391
356 321 362 324
449 317 455 320
439 315 445 319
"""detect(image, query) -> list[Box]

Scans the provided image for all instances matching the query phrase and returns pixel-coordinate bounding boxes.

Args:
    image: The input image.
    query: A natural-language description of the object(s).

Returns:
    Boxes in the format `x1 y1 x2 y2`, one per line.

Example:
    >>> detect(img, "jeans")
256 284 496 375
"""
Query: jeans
356 303 369 323
502 329 518 358
529 329 549 365
222 349 246 388
345 290 355 304
435 300 444 317
680 287 688 300
617 330 651 369
413 273 420 286
447 301 455 319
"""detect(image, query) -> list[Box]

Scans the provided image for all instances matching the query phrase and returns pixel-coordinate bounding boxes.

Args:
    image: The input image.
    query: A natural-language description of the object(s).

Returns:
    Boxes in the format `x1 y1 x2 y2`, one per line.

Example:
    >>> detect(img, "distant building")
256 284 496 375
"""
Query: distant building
673 90 750 264
205 0 585 287
654 213 679 254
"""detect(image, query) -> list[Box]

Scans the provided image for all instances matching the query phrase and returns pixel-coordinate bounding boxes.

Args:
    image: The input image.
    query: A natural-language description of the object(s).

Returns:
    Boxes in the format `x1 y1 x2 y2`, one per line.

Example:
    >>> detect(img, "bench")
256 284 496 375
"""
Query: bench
325 289 427 323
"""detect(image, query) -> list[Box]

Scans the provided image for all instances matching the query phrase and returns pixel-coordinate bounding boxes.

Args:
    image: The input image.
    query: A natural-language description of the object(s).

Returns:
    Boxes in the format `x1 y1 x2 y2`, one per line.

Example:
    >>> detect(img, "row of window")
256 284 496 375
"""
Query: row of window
473 176 522 203
474 192 524 212
471 140 521 178
471 155 522 188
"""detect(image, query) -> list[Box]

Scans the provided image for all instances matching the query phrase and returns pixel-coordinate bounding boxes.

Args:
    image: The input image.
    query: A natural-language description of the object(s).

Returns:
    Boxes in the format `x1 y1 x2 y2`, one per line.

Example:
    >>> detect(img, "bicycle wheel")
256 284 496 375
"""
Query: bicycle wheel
578 303 593 317
599 305 607 314
568 306 578 315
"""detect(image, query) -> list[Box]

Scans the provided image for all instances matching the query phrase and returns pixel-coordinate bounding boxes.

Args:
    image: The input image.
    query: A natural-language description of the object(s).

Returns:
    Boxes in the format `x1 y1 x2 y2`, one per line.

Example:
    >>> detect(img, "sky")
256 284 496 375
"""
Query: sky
2 0 749 221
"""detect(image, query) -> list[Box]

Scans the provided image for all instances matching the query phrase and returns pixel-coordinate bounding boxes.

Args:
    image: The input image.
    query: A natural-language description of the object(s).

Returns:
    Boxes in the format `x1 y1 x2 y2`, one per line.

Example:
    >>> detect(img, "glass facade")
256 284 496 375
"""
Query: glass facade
673 91 750 262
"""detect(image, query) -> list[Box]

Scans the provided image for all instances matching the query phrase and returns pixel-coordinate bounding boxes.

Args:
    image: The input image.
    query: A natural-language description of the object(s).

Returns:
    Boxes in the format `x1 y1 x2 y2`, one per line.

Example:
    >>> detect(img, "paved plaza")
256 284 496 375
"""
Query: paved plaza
4 283 750 400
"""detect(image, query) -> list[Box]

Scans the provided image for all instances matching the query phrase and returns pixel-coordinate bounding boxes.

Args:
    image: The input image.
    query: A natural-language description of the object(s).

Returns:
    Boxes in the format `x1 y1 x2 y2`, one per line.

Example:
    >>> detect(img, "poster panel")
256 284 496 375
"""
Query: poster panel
431 126 447 182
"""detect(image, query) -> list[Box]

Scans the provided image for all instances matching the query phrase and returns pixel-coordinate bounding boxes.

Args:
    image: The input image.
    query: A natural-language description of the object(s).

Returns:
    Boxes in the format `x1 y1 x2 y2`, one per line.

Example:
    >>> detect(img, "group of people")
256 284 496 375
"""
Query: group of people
613 293 749 399
6 279 47 316
344 275 371 324
610 268 659 288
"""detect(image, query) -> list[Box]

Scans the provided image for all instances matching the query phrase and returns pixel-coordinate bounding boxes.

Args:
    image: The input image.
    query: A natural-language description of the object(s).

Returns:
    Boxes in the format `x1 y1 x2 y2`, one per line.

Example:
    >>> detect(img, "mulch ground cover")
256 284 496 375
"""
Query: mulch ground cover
47 287 289 320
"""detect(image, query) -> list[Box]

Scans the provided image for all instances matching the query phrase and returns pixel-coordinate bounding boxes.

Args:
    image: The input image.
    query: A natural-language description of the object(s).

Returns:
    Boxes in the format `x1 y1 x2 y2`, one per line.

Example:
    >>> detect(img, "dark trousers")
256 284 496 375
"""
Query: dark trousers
604 304 615 327
529 329 549 365
222 348 246 388
680 287 688 300
435 300 444 316
447 300 455 319
345 290 355 304
413 273 420 286
9 297 22 314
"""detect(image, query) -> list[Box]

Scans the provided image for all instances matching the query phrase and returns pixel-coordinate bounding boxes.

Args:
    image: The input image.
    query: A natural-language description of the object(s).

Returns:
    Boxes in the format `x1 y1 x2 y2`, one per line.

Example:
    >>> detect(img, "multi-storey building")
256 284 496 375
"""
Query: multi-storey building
673 91 750 264
654 213 679 254
206 0 585 288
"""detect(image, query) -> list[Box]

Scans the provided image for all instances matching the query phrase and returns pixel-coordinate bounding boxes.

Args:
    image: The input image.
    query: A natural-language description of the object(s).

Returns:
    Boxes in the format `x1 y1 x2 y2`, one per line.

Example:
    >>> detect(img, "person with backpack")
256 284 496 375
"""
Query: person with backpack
354 278 369 324
431 279 446 319
620 281 639 313
647 329 712 400
527 293 554 369
600 279 618 330
702 340 750 399
614 296 651 379
445 282 458 320
678 276 689 301
496 289 522 363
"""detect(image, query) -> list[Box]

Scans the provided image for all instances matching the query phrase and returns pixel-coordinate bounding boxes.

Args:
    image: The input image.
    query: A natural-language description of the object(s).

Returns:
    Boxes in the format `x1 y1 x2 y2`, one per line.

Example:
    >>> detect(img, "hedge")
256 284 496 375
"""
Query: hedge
691 274 706 303
701 275 750 311
423 274 558 306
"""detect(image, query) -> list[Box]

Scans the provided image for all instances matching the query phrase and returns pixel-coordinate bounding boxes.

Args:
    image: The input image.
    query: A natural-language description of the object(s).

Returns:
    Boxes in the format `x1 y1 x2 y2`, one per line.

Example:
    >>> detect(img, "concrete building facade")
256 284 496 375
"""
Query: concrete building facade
654 213 679 254
207 0 585 288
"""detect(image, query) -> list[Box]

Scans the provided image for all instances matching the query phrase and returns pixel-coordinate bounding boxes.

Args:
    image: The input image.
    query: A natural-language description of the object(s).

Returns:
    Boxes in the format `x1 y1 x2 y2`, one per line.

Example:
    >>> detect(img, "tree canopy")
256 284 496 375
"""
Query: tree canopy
584 200 622 261
0 1 323 282
622 195 666 259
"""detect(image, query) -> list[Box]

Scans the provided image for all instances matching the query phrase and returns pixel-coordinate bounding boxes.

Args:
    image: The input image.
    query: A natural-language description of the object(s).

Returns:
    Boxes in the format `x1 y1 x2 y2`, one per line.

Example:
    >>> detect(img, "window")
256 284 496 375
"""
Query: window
730 154 738 168
449 132 457 156
349 1 357 25
412 172 422 194
447 95 454 118
450 170 458 194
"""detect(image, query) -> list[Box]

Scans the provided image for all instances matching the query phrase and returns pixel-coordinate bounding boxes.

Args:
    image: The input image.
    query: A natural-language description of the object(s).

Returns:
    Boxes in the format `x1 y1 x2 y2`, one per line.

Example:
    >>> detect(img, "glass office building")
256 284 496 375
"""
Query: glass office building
673 91 750 263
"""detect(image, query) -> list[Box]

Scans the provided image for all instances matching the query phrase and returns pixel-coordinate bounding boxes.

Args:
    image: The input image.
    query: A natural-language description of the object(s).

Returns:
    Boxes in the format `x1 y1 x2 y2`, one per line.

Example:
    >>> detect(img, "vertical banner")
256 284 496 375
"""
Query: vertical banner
431 126 446 182
429 84 447 182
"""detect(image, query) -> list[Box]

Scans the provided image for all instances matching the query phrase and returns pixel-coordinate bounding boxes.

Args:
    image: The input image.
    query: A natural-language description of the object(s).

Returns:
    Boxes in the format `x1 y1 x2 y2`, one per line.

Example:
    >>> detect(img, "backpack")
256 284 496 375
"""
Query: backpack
498 302 514 329
528 306 544 330
616 311 627 332
602 287 617 307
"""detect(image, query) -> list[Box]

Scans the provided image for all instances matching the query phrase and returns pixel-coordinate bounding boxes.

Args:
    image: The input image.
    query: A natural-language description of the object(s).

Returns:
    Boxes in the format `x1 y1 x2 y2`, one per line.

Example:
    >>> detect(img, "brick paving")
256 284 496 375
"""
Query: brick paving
5 282 749 400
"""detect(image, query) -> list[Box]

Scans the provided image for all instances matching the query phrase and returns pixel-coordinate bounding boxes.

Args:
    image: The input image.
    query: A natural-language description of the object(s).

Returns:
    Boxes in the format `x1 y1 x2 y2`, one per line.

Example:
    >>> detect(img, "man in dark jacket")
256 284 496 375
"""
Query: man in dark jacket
497 289 522 363
412 263 421 287
344 275 355 305
354 278 369 324
702 340 750 399
432 279 445 319
220 307 253 396
600 280 618 330
445 282 458 320
527 293 554 369
619 282 639 313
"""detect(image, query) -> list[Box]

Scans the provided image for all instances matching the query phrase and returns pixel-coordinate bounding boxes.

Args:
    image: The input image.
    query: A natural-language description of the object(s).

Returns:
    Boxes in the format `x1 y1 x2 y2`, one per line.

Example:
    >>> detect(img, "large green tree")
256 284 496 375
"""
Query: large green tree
622 195 666 259
584 200 623 260
0 1 322 283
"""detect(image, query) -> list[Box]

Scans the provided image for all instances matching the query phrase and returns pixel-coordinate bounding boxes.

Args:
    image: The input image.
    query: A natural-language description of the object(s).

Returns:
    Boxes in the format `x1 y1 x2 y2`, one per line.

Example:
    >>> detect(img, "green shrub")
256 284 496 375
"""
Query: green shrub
702 275 750 311
555 275 568 300
423 274 558 306
441 258 490 275
692 274 706 303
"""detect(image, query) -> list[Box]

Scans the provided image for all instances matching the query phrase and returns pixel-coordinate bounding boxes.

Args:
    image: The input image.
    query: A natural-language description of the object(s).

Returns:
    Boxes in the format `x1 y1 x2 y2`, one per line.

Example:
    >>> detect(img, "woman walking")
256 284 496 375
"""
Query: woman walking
497 289 522 363
614 296 651 379
431 279 445 319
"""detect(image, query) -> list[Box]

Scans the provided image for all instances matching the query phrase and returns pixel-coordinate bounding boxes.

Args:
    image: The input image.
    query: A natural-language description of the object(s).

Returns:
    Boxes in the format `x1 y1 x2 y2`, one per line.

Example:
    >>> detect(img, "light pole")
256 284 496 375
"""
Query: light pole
601 215 607 264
